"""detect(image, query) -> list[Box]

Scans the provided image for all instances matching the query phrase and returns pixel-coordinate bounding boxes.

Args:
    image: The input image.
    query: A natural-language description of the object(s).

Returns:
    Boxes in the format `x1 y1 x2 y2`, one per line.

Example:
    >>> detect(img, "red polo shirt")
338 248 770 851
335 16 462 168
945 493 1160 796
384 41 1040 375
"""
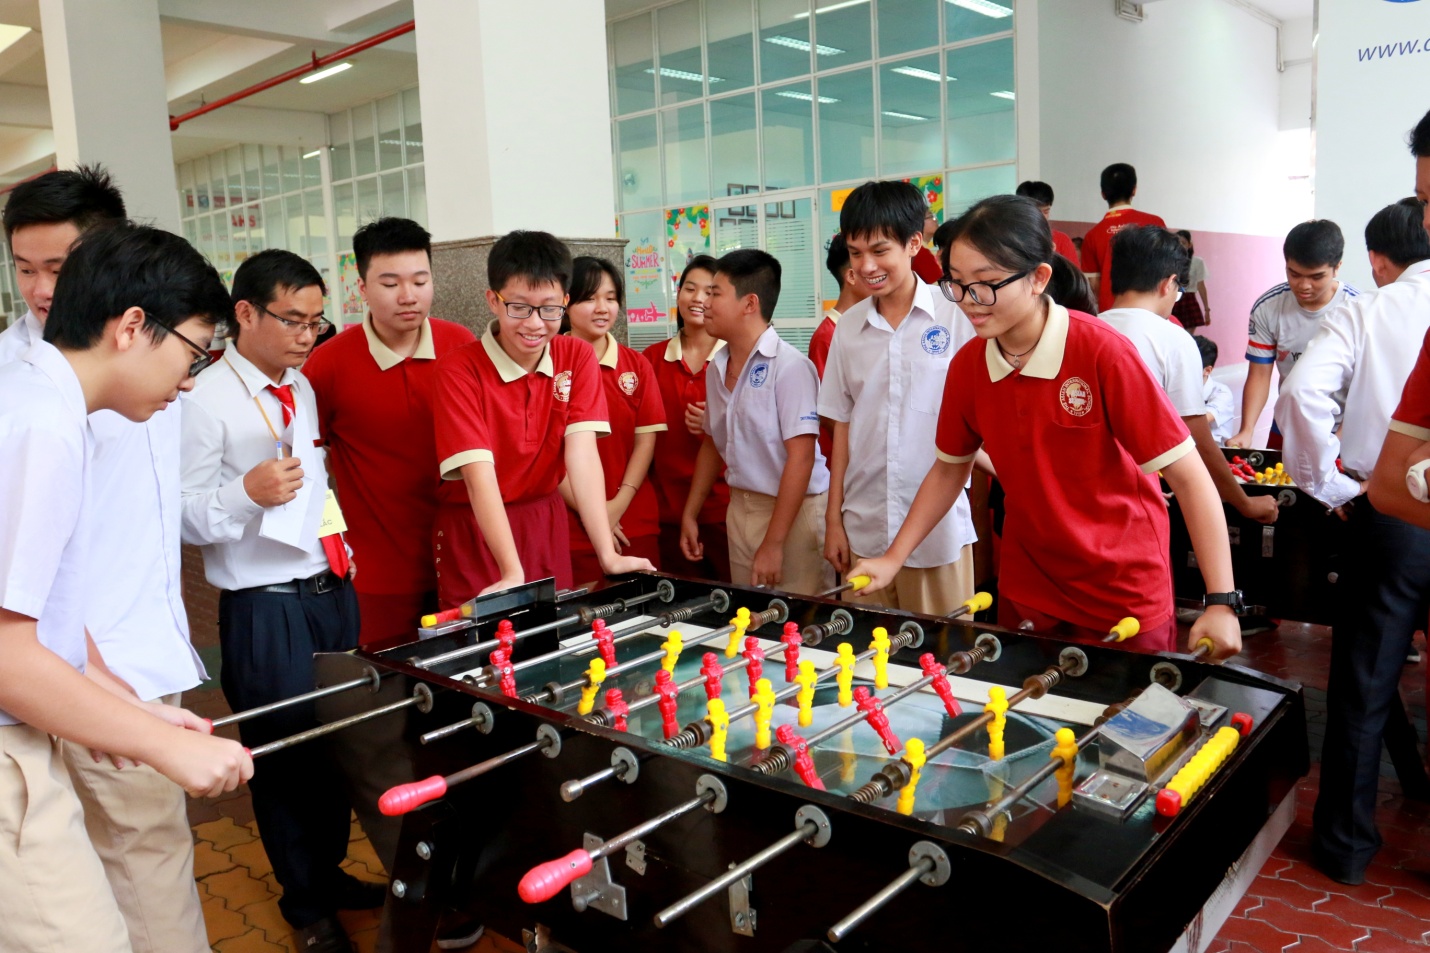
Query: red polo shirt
1080 207 1168 313
306 315 475 594
1052 229 1078 264
808 310 839 460
435 330 609 500
1390 328 1430 439
642 334 729 526
935 303 1193 633
912 246 943 284
568 335 666 554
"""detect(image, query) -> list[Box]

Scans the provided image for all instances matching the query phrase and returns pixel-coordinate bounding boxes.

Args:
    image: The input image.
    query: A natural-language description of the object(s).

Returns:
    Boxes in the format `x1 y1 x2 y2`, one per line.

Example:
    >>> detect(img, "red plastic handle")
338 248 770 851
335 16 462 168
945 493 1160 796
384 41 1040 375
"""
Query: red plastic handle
1231 712 1254 737
518 849 593 903
1155 788 1183 817
379 775 448 816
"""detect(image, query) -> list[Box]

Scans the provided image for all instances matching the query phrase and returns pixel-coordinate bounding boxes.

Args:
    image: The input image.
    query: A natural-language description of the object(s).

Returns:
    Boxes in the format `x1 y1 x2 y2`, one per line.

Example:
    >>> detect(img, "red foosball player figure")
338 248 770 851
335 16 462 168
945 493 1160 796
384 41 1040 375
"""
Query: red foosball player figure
701 652 724 701
776 724 825 790
489 647 517 698
743 636 765 698
496 618 516 657
604 688 629 732
853 686 901 754
592 619 616 667
919 652 962 717
781 622 802 682
655 669 680 740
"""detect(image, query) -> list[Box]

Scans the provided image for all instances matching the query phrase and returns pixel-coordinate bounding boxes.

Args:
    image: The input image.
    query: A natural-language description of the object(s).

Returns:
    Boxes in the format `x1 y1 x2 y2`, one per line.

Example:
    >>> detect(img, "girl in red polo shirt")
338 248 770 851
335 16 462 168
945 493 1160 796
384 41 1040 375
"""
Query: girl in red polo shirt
850 195 1243 659
642 256 732 581
560 257 667 583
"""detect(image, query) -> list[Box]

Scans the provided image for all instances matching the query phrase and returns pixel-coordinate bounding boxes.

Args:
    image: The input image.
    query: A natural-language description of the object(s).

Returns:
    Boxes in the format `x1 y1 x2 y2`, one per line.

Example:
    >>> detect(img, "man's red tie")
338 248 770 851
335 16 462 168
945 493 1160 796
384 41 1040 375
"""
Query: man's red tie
267 383 295 428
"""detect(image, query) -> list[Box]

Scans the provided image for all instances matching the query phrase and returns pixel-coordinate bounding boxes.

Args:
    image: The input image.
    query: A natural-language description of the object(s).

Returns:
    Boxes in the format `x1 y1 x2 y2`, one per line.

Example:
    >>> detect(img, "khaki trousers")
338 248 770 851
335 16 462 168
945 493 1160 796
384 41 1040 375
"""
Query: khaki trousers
61 694 209 953
728 489 834 597
0 723 130 953
844 544 976 618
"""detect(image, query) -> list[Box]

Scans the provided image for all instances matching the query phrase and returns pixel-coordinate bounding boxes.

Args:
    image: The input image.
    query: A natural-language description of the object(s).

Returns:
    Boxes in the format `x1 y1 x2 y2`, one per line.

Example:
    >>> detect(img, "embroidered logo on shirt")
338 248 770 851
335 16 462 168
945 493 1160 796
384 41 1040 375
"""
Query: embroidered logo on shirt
1059 377 1092 417
749 362 770 388
618 370 638 396
553 370 573 402
921 326 951 355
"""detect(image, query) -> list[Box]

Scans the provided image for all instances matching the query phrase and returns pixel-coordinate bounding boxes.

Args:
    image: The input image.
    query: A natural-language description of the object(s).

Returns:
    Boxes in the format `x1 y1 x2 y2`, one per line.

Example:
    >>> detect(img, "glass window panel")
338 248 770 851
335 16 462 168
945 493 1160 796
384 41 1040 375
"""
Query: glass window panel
196 214 216 266
353 103 377 177
243 145 262 202
206 154 226 210
616 114 661 210
817 68 874 184
356 177 380 228
611 15 656 115
760 0 812 84
403 87 423 165
710 94 759 201
878 0 939 56
329 112 352 181
943 163 1015 215
228 204 248 264
179 162 195 217
285 194 307 257
194 157 211 211
408 166 427 227
713 202 759 256
705 0 754 91
225 146 243 210
183 218 198 248
765 197 818 337
305 188 328 261
656 0 704 105
246 204 264 253
620 210 668 330
812 1 871 67
334 182 356 251
281 146 303 195
261 145 282 196
213 212 233 272
661 105 708 206
761 82 815 189
263 198 286 250
945 0 1014 44
380 171 406 219
879 54 944 177
378 94 403 170
945 38 1015 167
301 147 322 188
817 186 847 302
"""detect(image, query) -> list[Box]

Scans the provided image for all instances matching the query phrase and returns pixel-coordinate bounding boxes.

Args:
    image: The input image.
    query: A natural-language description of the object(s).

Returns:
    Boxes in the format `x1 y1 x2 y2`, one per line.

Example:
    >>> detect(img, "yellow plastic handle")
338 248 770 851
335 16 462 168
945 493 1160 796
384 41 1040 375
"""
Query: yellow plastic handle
965 591 994 613
848 574 871 591
1106 617 1140 643
1193 638 1215 658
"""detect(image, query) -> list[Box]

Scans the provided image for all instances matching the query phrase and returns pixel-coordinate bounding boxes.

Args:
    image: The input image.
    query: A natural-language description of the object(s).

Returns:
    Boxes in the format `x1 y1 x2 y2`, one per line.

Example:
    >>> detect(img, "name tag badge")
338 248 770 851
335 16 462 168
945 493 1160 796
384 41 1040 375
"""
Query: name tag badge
318 489 348 538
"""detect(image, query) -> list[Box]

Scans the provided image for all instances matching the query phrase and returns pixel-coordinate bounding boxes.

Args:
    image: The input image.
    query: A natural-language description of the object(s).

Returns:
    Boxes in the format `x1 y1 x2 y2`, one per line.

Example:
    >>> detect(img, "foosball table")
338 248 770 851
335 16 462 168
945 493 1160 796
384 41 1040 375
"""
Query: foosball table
267 574 1306 953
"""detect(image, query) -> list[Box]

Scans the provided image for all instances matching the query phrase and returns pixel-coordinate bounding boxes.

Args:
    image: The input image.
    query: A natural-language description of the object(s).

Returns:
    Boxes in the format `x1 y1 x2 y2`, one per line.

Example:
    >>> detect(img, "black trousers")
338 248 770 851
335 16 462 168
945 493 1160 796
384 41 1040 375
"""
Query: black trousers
1313 500 1430 878
219 581 361 928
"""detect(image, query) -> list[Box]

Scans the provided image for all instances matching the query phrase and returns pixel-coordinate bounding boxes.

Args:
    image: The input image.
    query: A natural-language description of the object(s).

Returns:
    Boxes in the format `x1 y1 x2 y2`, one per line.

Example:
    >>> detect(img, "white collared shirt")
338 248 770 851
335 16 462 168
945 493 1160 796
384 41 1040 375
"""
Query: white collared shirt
1204 377 1235 445
705 325 829 497
1277 260 1430 509
0 339 92 725
1098 307 1207 417
180 347 330 590
0 310 41 366
817 279 977 567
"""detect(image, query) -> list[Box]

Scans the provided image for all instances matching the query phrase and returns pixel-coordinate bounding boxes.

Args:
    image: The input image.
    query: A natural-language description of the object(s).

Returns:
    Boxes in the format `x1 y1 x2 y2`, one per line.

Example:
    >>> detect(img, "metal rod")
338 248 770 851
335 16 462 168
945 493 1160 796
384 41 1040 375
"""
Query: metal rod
925 682 1038 760
653 820 817 927
211 670 377 728
593 791 714 859
543 621 739 709
805 677 930 750
447 738 548 786
248 693 420 758
826 858 933 942
561 764 621 802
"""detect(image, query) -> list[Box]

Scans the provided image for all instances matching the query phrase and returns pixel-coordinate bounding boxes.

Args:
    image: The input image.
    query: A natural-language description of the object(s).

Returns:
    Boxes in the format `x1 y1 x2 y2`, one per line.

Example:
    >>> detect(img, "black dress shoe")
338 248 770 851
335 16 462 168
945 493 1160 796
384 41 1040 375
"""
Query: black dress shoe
294 916 355 953
331 871 388 910
435 915 485 950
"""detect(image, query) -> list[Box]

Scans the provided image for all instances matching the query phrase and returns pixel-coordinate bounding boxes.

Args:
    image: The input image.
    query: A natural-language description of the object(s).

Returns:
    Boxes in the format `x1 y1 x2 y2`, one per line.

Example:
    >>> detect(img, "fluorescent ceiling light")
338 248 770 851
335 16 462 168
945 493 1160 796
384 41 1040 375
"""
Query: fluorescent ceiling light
763 35 845 56
302 149 321 159
776 90 839 104
792 0 870 18
883 110 930 121
892 66 956 82
300 62 353 84
0 24 30 55
644 67 724 84
990 90 1016 100
948 0 1014 18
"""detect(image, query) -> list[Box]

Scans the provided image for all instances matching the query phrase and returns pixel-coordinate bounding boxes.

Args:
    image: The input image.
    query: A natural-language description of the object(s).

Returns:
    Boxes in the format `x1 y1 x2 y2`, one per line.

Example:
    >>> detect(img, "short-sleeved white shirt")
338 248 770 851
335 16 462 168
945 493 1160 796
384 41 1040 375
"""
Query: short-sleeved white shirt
1246 280 1361 381
1204 377 1235 445
705 325 830 497
817 279 977 567
0 339 92 726
1098 307 1207 417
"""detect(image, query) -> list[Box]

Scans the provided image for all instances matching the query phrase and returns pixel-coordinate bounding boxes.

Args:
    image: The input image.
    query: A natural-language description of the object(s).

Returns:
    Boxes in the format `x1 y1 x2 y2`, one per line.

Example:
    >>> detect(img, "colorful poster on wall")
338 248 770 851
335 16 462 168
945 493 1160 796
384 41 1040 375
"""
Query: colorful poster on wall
338 251 364 321
906 174 945 224
665 205 711 300
625 236 665 324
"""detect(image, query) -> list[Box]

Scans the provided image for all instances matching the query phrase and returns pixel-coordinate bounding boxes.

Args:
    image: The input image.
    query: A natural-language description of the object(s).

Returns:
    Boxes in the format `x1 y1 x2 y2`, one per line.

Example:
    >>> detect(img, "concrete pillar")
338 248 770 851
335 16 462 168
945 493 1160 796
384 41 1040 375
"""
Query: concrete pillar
413 0 625 338
39 0 180 233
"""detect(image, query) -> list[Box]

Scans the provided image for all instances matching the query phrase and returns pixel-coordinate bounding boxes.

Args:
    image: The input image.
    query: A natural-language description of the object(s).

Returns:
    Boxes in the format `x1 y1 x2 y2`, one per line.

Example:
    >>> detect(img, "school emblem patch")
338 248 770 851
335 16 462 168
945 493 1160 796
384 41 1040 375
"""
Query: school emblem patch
1059 376 1092 417
921 325 951 355
749 362 770 388
618 371 638 396
553 370 573 402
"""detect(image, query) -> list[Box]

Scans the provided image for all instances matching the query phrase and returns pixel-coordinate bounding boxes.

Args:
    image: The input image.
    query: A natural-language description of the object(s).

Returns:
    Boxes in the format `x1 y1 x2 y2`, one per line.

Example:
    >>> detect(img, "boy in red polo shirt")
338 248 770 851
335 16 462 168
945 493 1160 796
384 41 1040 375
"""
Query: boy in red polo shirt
851 195 1242 658
305 218 475 645
1080 163 1167 313
1016 180 1079 263
433 231 654 604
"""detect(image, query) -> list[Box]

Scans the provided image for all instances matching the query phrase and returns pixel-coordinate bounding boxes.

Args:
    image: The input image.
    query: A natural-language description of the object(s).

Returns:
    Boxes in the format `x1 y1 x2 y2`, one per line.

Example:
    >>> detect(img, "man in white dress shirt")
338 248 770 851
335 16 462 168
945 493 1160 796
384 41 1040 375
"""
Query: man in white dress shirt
3 168 217 953
1276 196 1430 885
181 250 373 953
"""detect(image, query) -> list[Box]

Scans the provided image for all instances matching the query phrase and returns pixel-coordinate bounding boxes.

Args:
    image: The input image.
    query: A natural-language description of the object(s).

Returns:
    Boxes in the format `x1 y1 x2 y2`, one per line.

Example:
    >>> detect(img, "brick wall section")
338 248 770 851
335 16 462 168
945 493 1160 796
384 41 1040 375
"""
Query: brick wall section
182 543 222 652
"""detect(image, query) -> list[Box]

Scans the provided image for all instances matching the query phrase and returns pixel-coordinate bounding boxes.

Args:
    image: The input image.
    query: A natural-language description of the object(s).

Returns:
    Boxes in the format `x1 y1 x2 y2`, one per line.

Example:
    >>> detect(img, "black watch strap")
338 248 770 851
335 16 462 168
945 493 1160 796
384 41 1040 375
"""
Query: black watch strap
1203 590 1246 614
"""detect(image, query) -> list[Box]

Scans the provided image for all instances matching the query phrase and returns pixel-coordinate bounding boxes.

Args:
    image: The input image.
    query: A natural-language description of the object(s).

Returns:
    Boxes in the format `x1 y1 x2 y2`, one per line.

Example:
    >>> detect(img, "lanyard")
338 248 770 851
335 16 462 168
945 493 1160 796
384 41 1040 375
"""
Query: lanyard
224 356 287 452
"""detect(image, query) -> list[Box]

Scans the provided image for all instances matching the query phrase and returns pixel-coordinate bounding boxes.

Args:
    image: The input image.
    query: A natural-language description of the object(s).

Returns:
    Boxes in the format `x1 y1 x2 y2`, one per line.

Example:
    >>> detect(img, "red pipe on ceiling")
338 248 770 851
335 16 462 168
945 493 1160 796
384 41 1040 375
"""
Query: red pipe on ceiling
168 19 416 131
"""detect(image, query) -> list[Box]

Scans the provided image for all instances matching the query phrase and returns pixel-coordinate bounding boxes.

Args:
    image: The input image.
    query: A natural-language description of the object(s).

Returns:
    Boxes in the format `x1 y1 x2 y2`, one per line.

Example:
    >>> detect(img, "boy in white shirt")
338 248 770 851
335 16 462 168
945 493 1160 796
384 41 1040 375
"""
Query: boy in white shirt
1195 335 1236 446
818 180 979 615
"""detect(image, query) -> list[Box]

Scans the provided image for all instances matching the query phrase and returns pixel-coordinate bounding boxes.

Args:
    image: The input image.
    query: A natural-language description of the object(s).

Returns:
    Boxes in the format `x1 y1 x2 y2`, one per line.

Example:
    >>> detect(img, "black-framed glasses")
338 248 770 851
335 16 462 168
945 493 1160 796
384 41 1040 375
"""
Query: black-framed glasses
144 311 214 378
496 291 567 322
257 302 332 337
938 270 1030 306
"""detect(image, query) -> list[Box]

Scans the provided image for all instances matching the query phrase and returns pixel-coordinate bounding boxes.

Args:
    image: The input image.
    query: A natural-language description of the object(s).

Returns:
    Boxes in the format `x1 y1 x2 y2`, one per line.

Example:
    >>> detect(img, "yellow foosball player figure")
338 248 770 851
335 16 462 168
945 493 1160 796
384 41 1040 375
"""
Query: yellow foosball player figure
1051 727 1079 807
753 679 777 750
726 607 751 658
897 738 927 816
835 642 857 707
707 698 730 762
660 630 683 673
985 685 1008 760
795 660 818 727
870 626 891 689
577 658 607 716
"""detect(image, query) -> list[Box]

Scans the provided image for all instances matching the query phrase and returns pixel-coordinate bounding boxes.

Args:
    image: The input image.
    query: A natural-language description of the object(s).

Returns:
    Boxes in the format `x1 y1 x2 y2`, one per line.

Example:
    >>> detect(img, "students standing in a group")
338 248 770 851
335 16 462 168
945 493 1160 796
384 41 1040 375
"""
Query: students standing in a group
849 195 1242 658
1080 163 1167 313
305 217 475 646
819 180 979 615
643 256 731 581
561 256 666 583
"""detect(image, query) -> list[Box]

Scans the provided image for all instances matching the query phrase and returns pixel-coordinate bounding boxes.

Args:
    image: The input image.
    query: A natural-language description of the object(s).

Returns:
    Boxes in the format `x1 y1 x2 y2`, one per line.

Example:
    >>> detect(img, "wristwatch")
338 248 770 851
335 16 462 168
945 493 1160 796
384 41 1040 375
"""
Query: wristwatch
1407 458 1430 503
1203 590 1246 615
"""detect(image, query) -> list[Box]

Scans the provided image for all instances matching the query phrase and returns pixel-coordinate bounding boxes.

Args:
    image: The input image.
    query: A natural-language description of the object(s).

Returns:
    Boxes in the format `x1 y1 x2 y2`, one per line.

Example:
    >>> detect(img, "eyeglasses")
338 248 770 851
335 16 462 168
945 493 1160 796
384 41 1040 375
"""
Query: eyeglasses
496 292 567 322
144 311 214 378
257 303 332 337
938 271 1030 307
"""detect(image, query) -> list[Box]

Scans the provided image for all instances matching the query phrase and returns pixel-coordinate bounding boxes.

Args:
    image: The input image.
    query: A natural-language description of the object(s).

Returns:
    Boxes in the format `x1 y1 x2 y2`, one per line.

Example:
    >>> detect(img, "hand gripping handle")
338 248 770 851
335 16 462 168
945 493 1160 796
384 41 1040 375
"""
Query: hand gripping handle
379 775 448 816
518 849 594 903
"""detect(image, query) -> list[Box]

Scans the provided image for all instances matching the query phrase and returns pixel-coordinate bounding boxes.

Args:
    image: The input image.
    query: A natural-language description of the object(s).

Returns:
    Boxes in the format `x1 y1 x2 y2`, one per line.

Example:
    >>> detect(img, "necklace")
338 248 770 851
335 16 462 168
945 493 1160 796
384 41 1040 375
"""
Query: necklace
996 338 1037 368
